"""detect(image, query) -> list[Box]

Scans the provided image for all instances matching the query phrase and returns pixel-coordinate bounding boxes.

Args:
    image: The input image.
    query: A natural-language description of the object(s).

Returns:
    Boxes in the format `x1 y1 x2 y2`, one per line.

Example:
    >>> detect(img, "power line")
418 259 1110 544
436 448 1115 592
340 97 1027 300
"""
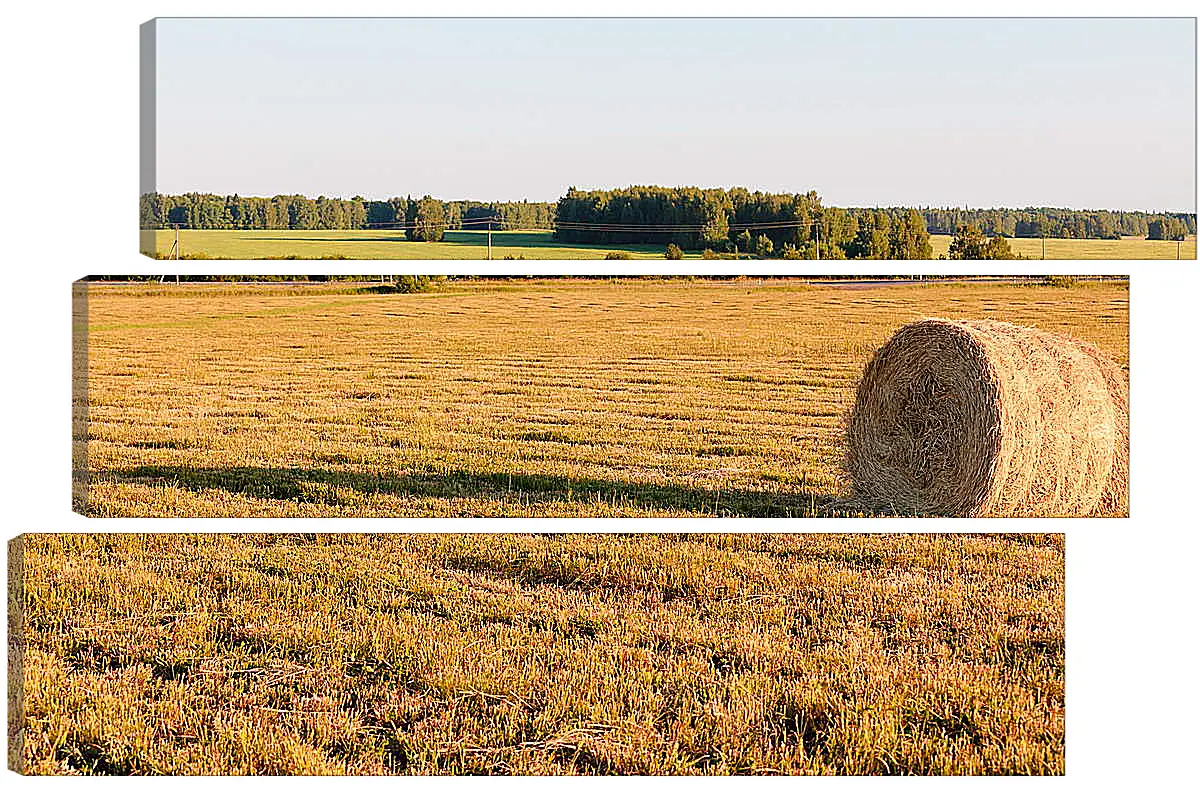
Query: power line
155 216 828 235
366 217 826 233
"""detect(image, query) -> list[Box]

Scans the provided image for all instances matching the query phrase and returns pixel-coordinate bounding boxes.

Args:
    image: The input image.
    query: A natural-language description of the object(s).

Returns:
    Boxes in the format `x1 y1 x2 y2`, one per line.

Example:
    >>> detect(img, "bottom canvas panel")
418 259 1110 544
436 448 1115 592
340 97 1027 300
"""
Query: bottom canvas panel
8 533 1063 776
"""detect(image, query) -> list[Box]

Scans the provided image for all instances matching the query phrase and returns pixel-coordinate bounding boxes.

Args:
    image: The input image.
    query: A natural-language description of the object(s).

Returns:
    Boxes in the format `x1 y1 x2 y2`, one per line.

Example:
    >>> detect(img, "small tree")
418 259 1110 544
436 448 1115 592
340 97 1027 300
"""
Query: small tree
406 196 447 242
699 201 730 248
665 243 684 260
754 234 774 258
981 235 1016 259
949 225 1016 259
948 225 987 259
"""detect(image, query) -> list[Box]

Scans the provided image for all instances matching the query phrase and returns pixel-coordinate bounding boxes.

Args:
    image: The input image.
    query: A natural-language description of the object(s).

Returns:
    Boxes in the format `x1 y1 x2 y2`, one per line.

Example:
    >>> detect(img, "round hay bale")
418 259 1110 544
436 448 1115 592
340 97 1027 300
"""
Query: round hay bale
845 319 1128 517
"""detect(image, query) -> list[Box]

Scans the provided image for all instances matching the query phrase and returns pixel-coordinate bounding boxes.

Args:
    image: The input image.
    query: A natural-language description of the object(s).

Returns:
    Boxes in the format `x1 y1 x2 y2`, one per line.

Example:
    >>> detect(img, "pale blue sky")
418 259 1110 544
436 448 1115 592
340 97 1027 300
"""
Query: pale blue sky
154 18 1196 211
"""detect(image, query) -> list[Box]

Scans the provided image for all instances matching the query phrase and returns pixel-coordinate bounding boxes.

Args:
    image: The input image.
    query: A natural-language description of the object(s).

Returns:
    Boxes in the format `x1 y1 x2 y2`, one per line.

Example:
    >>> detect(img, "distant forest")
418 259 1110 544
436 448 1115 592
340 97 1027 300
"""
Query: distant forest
139 193 557 235
921 206 1195 240
139 190 1197 255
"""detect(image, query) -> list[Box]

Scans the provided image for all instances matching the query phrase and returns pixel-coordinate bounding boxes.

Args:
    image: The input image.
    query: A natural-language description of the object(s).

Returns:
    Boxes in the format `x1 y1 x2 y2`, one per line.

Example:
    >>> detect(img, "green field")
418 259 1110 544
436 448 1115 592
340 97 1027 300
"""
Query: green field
13 532 1064 775
146 228 1195 260
77 279 1128 518
148 229 678 260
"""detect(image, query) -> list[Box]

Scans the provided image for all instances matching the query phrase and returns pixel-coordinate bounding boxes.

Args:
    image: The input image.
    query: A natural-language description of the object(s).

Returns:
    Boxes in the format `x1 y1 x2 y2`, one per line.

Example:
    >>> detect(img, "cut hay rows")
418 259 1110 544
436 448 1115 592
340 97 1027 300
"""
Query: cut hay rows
79 281 1129 518
846 319 1128 517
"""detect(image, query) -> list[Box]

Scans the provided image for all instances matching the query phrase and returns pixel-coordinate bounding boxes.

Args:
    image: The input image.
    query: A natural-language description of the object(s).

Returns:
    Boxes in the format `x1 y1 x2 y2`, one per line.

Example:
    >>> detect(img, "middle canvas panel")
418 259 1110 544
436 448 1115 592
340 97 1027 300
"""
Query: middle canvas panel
74 274 1128 518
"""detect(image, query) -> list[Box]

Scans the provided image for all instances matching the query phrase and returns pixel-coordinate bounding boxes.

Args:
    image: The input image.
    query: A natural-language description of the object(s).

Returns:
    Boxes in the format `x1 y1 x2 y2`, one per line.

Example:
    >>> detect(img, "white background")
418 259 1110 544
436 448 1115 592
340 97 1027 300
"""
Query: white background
1 0 1197 795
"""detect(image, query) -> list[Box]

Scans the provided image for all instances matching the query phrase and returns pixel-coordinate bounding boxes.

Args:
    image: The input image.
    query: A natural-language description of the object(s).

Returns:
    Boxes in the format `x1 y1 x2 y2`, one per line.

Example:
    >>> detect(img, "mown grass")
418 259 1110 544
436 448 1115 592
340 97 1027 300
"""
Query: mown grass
12 533 1065 775
149 228 1194 260
77 279 1128 517
928 233 1196 260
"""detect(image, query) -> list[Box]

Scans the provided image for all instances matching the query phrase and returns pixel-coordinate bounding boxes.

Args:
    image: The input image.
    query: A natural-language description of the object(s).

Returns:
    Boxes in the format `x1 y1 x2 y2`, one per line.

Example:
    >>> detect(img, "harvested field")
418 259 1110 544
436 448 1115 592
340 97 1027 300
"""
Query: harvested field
11 533 1065 775
76 279 1129 517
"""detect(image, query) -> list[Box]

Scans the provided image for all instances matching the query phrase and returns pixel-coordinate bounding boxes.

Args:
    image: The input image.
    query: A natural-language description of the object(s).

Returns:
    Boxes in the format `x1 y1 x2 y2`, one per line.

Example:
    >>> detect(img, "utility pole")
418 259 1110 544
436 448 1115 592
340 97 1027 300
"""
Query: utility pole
1041 235 1046 260
488 217 493 261
1178 239 1182 260
170 223 180 260
815 216 821 261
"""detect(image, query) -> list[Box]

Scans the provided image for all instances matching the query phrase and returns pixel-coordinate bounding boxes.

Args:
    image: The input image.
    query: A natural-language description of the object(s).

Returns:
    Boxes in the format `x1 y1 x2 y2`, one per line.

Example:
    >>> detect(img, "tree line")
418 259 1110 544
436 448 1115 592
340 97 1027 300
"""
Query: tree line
141 193 371 231
140 193 557 238
140 191 1196 250
921 206 1196 241
554 186 933 259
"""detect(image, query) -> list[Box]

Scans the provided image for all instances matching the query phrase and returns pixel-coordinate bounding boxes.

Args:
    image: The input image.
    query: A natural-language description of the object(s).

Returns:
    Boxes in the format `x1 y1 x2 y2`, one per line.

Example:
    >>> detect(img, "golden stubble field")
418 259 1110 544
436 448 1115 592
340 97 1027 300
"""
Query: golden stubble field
13 533 1065 775
77 279 1129 517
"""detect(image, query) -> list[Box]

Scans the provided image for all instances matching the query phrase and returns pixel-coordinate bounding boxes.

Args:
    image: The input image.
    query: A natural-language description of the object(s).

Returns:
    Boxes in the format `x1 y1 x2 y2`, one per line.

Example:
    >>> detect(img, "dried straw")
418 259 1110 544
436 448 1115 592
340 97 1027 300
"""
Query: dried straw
845 319 1128 517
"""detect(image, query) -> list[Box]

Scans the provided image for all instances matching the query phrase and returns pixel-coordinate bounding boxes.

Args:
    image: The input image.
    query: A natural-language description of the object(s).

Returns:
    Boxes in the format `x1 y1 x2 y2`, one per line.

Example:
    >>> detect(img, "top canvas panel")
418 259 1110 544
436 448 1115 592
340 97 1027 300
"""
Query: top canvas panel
140 18 1196 261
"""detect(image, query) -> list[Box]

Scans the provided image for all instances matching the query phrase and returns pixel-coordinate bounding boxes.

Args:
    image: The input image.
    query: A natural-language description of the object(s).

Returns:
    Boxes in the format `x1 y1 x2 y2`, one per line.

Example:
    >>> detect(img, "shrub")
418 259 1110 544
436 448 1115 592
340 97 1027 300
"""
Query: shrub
395 275 433 293
665 243 684 260
604 251 634 260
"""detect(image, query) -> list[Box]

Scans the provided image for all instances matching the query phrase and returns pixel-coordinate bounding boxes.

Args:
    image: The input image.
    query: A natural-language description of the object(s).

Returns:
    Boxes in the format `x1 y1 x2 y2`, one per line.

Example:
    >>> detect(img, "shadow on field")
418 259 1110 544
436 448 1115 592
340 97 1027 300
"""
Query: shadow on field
238 231 667 253
91 465 855 517
243 235 409 244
